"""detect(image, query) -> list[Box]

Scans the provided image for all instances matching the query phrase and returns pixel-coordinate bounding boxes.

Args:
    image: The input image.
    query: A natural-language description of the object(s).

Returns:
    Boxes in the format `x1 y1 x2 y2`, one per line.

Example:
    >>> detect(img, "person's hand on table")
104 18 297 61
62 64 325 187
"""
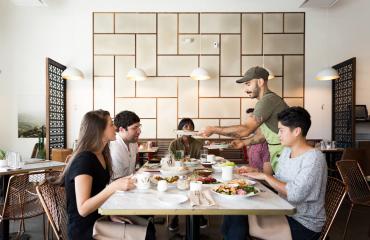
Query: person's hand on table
231 139 246 149
109 175 135 192
236 166 257 175
198 126 215 137
244 172 266 181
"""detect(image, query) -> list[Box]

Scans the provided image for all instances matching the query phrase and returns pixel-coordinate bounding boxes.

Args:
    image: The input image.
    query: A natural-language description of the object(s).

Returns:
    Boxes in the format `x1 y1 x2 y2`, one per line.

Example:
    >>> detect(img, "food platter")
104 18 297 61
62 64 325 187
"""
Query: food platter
211 179 260 200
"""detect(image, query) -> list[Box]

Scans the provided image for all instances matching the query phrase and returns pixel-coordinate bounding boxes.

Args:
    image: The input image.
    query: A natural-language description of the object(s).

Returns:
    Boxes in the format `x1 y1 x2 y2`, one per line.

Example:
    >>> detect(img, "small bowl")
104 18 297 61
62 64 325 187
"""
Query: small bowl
195 169 213 177
200 161 215 168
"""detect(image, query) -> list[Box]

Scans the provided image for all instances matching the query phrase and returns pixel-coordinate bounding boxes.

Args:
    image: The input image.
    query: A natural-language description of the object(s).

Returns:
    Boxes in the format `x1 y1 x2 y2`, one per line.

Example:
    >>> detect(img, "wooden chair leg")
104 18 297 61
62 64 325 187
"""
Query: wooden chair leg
342 203 354 240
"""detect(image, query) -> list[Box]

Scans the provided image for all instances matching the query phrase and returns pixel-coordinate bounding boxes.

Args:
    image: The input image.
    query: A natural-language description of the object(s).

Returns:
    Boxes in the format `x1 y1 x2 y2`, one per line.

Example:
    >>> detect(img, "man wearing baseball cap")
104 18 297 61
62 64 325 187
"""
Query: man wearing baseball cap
200 66 288 172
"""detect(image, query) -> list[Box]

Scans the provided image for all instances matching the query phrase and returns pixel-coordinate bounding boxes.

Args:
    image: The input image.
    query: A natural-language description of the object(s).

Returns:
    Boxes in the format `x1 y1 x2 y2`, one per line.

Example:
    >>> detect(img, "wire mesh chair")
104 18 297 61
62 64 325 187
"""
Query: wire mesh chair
36 172 67 240
319 177 347 240
0 171 58 238
336 160 370 239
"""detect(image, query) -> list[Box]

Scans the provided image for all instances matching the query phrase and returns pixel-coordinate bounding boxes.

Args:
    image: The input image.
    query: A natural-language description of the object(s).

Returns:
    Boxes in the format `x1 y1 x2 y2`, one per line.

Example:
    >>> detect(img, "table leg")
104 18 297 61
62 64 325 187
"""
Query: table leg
0 175 10 240
185 215 200 240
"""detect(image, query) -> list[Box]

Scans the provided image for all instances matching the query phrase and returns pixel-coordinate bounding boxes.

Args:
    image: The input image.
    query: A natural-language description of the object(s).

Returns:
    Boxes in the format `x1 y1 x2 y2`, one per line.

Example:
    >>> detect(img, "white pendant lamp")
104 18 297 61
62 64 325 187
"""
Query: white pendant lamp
190 67 211 81
315 67 340 80
61 67 84 80
127 68 147 81
190 33 211 81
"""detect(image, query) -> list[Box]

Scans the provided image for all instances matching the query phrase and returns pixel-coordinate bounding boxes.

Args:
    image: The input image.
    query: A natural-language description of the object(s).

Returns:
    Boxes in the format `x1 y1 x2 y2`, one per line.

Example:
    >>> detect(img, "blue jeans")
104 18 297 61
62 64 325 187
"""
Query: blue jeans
287 217 321 240
221 215 248 240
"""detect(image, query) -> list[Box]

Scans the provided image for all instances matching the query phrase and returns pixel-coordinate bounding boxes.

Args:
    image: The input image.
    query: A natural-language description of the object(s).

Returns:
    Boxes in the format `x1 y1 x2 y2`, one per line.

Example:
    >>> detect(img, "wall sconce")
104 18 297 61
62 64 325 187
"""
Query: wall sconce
61 67 84 80
190 67 211 81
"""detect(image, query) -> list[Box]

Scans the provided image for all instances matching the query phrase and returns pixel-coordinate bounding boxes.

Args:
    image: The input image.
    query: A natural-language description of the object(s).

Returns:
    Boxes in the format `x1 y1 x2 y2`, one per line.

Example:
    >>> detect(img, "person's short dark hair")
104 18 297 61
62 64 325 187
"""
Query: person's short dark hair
246 108 254 114
277 107 311 137
114 111 140 131
178 118 195 130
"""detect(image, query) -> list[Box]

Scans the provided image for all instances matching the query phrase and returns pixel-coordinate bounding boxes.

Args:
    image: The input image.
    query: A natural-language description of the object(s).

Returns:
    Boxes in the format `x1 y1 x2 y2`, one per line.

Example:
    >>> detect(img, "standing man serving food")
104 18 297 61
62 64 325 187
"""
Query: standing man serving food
200 66 288 172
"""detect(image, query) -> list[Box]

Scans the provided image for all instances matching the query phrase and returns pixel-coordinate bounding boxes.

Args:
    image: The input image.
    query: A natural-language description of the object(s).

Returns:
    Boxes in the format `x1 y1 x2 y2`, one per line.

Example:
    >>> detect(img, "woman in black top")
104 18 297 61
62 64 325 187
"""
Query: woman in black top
60 110 136 239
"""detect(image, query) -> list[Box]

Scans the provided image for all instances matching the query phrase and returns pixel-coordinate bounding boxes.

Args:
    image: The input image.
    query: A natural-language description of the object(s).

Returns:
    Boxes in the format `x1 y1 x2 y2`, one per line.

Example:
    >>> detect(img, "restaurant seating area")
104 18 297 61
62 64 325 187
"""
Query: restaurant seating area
1 0 370 239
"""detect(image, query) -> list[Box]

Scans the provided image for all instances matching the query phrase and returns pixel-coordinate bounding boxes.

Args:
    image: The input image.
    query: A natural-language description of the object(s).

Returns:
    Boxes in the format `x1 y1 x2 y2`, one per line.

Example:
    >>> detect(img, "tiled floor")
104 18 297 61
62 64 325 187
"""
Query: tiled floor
9 199 370 239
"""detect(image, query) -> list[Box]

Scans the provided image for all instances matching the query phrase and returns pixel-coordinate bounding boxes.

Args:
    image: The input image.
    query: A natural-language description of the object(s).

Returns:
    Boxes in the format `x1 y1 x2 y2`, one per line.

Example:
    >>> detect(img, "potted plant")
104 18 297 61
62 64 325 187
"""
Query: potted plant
0 149 8 167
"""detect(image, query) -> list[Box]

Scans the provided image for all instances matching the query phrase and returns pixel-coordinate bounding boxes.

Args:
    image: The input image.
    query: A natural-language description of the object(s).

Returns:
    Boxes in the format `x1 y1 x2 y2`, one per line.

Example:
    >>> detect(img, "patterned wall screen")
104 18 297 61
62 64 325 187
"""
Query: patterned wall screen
46 58 67 159
332 57 356 148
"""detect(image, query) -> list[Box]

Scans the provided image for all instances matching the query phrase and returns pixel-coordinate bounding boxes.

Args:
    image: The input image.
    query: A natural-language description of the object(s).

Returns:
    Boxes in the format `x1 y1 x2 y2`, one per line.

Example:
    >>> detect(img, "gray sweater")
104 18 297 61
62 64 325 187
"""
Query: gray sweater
275 148 327 232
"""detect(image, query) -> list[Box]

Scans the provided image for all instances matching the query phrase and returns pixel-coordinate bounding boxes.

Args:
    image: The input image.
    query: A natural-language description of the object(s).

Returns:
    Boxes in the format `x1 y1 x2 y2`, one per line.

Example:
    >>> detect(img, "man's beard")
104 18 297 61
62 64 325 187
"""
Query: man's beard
246 87 259 98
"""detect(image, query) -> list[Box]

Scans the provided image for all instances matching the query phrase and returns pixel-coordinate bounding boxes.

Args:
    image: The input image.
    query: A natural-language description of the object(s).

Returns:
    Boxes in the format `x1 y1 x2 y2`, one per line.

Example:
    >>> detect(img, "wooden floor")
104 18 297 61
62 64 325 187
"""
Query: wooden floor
10 199 370 239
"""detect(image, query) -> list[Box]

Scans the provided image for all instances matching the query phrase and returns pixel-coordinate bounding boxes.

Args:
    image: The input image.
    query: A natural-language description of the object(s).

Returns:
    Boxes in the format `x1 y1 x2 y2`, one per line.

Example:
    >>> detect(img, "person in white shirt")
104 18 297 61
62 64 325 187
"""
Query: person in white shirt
110 111 142 179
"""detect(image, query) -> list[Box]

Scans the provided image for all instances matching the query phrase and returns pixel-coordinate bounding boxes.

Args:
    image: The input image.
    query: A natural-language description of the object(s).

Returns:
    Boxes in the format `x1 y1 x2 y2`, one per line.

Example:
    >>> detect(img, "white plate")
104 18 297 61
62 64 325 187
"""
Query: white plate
211 187 260 200
174 130 199 136
215 156 225 161
158 194 188 205
204 144 230 149
160 167 190 176
212 164 223 172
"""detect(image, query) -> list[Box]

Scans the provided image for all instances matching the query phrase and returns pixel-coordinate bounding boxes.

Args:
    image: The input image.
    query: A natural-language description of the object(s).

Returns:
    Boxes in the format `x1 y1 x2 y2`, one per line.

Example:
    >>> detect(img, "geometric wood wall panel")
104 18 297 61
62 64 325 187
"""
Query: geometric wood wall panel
178 35 220 55
115 98 156 118
284 56 304 97
94 77 114 115
140 119 157 139
284 98 304 107
158 56 198 76
220 77 245 97
221 35 241 76
94 13 114 33
157 98 177 138
241 56 283 76
115 13 156 33
94 34 135 55
136 77 177 97
199 98 240 118
94 56 114 76
179 13 198 33
199 56 220 97
115 56 135 97
158 14 177 54
136 34 156 76
93 12 305 139
284 13 304 33
263 13 283 33
242 14 262 54
263 34 304 54
178 78 198 118
268 77 283 97
200 14 240 33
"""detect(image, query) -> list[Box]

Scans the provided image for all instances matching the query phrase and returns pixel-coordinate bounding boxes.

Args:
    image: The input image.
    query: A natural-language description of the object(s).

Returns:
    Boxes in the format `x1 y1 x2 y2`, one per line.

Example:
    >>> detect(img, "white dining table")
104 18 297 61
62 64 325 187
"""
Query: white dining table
99 172 295 240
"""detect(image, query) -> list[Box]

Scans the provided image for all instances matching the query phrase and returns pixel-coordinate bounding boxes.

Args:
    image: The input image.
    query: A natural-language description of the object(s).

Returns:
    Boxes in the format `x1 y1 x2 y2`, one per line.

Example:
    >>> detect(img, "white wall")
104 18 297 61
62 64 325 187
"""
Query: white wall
0 0 369 158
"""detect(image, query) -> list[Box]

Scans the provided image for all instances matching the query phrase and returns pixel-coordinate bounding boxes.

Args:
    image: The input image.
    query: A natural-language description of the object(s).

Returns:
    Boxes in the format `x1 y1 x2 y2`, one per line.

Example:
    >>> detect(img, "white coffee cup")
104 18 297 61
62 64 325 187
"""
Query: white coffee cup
135 172 151 189
190 181 203 191
206 154 215 162
222 166 234 181
157 180 168 192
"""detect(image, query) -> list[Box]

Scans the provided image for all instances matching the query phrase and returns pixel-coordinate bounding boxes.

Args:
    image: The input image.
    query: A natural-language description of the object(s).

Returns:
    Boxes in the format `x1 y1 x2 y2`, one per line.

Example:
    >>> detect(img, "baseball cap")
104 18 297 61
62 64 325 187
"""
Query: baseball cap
236 66 269 83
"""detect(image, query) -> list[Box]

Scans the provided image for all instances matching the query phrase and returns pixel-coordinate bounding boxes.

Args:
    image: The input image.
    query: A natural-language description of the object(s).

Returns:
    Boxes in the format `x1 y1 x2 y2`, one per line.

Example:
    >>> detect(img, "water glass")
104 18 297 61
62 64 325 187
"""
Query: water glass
175 150 184 160
331 141 336 149
7 152 21 168
325 140 332 150
200 149 208 161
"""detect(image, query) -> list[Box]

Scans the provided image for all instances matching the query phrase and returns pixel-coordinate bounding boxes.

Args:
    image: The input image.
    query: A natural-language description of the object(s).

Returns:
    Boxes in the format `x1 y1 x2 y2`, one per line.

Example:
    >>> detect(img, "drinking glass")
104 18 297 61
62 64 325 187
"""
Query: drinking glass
200 149 208 161
175 150 184 160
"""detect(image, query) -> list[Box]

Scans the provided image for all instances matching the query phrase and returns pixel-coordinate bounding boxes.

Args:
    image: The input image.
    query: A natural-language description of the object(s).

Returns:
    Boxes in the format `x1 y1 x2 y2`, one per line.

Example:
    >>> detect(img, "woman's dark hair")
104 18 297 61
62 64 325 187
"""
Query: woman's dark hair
114 111 140 131
54 109 113 185
246 108 254 114
178 118 195 130
277 107 311 137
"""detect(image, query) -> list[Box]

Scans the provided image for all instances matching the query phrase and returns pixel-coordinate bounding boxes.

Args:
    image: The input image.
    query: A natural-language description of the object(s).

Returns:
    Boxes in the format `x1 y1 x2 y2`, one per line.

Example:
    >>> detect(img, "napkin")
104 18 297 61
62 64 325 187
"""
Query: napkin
189 190 216 207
